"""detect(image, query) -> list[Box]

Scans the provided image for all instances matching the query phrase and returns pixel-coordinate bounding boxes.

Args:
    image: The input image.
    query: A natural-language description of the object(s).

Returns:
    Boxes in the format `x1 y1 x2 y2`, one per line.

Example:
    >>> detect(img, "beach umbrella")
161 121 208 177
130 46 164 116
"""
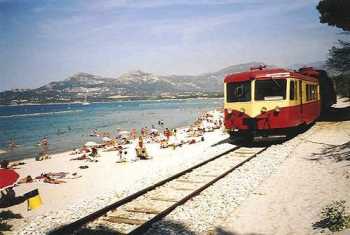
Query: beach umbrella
119 131 130 136
102 137 112 142
84 141 98 147
0 169 19 190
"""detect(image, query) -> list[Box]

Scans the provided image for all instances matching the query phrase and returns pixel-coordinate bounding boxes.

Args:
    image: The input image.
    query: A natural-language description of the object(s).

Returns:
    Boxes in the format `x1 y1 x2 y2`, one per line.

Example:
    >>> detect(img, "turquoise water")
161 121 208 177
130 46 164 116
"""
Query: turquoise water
0 99 223 161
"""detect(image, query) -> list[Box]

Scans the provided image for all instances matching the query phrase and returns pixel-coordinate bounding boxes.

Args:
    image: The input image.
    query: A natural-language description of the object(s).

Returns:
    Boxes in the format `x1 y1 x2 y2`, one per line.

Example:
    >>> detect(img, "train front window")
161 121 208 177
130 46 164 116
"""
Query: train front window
226 81 251 102
255 79 287 101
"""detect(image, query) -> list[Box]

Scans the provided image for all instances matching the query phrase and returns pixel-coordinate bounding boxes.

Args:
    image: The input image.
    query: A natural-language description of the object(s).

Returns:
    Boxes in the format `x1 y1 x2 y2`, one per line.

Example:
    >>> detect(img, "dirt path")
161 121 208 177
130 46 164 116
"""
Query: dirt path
214 100 350 235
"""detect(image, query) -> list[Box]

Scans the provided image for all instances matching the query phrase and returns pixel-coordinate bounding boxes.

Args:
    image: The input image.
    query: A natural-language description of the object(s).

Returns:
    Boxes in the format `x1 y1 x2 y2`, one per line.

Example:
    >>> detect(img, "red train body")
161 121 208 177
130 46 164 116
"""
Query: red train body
223 66 336 140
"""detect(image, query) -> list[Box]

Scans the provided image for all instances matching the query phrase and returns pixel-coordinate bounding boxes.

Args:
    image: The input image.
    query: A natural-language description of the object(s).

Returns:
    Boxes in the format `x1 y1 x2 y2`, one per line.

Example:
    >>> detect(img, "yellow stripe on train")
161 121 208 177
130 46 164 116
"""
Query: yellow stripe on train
224 78 320 118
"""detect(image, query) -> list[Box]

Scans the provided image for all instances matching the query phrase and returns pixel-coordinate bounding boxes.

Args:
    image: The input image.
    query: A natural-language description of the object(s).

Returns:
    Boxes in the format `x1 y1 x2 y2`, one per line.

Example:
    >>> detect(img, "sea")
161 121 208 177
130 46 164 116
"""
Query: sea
0 98 223 161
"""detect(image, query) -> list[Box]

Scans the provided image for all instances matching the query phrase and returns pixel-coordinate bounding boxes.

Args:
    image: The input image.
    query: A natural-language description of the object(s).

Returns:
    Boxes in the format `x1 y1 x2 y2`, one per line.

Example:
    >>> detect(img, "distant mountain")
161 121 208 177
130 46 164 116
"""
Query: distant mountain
288 61 327 71
0 62 267 105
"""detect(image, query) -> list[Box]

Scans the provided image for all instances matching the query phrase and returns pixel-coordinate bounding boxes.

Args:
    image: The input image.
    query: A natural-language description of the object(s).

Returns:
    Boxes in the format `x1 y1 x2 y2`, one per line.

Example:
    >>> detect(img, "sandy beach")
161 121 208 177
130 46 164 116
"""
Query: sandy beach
1 110 232 234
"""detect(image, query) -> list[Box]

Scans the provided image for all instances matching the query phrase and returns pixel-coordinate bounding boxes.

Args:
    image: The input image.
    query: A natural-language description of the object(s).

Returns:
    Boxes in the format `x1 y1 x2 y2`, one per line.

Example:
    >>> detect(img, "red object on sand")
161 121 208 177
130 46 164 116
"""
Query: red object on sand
0 169 19 190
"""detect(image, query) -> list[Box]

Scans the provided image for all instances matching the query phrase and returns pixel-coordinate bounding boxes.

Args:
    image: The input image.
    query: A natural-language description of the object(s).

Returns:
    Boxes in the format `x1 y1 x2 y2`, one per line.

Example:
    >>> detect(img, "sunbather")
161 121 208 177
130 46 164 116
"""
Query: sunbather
18 175 34 184
36 173 66 184
70 154 88 160
43 175 66 184
135 136 150 159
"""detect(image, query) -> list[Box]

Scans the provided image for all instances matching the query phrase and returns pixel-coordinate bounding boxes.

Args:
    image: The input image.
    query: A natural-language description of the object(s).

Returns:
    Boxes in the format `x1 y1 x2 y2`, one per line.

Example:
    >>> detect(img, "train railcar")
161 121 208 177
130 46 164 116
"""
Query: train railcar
223 65 335 140
298 67 336 112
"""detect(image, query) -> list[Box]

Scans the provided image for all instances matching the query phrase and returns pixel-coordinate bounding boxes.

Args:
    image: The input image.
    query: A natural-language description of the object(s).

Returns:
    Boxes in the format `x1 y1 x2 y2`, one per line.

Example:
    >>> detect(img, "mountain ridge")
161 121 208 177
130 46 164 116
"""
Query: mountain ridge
0 61 321 105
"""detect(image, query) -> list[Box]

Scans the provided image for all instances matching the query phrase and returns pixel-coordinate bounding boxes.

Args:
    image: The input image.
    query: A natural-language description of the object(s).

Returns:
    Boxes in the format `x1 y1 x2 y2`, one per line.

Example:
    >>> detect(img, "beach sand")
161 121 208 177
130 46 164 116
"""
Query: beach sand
3 125 232 233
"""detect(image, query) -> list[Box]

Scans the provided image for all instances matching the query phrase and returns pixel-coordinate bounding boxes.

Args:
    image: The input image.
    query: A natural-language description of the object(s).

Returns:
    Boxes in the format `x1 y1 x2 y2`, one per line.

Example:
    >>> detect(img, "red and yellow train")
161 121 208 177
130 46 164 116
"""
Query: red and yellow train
223 65 336 140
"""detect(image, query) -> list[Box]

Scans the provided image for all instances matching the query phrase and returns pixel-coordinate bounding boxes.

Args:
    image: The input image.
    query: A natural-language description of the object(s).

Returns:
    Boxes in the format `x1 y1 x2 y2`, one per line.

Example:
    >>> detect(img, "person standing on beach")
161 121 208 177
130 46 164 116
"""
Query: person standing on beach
130 128 136 139
40 137 49 156
172 128 177 137
164 128 171 141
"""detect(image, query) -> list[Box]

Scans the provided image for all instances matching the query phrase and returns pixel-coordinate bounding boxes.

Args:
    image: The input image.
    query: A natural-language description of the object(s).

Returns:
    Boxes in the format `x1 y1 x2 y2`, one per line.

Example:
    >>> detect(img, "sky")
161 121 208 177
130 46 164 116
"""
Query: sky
0 0 346 91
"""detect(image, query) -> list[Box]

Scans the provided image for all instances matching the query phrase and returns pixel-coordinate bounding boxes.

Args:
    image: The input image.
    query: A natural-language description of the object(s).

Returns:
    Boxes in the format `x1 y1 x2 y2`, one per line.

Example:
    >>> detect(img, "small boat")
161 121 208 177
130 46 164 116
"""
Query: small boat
82 92 90 105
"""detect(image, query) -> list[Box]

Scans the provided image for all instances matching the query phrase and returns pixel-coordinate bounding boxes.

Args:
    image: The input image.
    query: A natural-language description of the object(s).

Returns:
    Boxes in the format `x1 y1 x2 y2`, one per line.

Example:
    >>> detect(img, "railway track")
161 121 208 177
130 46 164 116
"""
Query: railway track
49 146 267 235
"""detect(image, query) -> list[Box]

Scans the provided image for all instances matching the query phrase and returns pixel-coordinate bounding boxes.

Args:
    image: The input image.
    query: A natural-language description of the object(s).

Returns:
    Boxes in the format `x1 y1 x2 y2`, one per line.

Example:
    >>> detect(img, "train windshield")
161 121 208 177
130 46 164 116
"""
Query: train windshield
226 81 251 102
255 79 287 101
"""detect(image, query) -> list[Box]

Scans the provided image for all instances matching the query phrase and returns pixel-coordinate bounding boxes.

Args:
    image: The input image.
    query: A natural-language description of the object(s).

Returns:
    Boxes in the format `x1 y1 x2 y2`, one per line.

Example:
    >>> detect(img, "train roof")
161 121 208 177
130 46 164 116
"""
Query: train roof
224 67 319 83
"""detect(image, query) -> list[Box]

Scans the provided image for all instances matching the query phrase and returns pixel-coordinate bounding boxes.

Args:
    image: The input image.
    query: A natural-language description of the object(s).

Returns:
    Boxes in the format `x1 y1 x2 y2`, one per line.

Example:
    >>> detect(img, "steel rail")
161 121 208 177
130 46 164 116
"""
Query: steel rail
129 147 267 235
49 146 241 235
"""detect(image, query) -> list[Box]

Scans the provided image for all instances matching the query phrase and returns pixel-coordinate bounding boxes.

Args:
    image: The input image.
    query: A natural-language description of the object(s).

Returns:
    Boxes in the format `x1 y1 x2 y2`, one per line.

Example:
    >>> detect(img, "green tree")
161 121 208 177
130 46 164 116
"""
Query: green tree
317 0 350 97
327 40 350 72
317 0 350 32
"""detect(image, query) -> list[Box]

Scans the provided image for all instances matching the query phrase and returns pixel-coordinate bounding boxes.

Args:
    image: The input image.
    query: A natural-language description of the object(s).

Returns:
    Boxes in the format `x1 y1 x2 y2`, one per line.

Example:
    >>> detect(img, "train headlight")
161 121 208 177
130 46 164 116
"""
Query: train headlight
227 109 233 114
261 107 267 113
239 108 245 114
274 106 281 113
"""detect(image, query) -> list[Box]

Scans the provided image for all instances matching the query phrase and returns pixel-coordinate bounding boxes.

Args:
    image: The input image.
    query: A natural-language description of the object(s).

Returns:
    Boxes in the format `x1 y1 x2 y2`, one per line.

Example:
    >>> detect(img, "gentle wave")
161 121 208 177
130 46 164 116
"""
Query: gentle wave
0 110 83 118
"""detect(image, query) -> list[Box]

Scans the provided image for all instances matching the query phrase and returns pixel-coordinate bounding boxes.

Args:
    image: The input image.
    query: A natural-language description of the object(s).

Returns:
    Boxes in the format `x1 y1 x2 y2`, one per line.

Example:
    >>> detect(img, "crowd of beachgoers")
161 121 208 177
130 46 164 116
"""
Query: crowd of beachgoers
74 110 223 163
0 109 224 200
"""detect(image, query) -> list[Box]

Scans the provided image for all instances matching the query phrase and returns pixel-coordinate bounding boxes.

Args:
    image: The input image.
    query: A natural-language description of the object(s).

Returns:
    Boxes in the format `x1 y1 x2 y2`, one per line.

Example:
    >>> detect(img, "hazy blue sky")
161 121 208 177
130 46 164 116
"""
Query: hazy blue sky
0 0 345 91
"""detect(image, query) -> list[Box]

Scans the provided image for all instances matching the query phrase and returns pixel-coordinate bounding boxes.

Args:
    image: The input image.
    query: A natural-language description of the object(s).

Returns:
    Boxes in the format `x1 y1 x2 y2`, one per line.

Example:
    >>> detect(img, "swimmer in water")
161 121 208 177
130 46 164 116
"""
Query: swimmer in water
8 139 17 150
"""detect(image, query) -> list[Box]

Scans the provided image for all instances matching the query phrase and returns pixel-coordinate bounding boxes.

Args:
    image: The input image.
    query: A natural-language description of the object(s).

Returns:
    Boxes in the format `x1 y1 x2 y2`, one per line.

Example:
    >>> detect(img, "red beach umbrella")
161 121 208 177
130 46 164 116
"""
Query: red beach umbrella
0 169 19 190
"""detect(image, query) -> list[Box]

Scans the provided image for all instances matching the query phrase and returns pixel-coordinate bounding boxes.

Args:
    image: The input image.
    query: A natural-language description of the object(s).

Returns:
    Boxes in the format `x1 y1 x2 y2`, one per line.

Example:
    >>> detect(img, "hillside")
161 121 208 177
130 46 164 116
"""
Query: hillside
0 62 266 104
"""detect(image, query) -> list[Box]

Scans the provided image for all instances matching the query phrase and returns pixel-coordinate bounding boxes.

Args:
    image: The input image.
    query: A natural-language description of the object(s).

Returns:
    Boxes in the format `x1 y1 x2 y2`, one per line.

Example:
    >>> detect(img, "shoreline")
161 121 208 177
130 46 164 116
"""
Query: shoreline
0 97 224 107
2 109 228 233
0 99 223 162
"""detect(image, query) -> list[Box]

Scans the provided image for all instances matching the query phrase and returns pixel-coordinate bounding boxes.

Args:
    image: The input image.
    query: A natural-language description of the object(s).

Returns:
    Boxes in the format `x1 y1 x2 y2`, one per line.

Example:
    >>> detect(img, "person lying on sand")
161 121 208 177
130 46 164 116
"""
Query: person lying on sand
0 160 26 170
9 161 25 168
89 147 98 158
70 154 88 160
35 173 66 184
160 138 168 149
18 175 34 184
43 175 66 184
72 146 90 154
35 153 50 161
35 172 68 179
185 136 205 145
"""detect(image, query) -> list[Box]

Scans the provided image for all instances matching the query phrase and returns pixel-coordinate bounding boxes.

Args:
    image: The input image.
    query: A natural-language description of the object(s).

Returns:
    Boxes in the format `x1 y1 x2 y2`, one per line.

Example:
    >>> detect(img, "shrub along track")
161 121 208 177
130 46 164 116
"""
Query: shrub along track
49 146 267 235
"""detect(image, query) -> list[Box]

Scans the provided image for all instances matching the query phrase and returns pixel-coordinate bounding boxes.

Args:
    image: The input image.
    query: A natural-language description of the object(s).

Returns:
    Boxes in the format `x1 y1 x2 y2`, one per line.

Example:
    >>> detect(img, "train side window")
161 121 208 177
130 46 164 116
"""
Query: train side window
306 84 317 101
312 85 317 100
306 84 310 101
290 80 295 100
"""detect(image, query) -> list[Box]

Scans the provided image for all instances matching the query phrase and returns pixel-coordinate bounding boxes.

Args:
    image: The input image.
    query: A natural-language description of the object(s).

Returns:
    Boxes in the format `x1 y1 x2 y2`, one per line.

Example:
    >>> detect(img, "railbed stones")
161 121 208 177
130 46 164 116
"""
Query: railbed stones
145 134 303 234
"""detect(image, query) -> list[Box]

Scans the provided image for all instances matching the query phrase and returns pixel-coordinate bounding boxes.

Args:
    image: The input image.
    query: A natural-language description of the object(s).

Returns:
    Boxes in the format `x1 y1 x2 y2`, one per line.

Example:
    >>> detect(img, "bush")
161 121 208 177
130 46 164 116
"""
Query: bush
332 74 350 97
320 200 350 232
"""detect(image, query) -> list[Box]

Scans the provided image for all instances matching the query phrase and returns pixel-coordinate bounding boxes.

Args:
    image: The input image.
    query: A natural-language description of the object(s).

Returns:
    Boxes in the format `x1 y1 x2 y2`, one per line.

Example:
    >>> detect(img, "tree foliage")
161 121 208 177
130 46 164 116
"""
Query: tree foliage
327 40 350 72
317 0 350 97
317 0 350 31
